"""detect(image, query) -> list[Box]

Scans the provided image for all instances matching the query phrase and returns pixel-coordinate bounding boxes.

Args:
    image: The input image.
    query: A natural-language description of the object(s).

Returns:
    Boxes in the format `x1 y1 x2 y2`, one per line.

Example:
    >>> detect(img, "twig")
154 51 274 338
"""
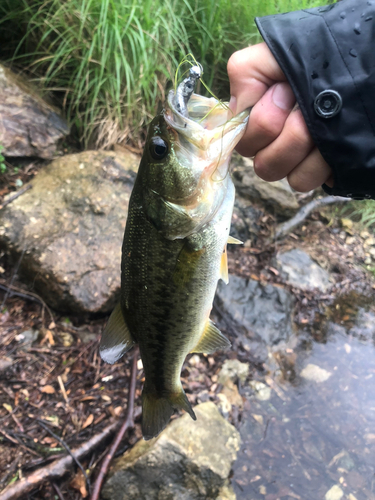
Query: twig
90 348 139 500
0 352 139 500
270 195 349 243
1 250 25 310
52 482 65 500
0 184 32 210
57 376 69 404
0 280 55 324
0 421 118 500
37 419 90 495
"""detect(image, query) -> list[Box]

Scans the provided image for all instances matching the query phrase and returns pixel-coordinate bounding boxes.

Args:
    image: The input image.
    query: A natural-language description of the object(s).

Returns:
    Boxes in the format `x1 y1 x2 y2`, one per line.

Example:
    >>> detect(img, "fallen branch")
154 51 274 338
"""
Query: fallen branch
0 351 139 500
0 184 32 210
90 347 139 500
271 195 349 242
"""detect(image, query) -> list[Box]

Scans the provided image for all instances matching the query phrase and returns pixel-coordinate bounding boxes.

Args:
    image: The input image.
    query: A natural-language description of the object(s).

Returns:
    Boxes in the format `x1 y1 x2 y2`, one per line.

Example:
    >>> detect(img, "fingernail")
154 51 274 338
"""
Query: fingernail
272 83 295 110
229 95 237 115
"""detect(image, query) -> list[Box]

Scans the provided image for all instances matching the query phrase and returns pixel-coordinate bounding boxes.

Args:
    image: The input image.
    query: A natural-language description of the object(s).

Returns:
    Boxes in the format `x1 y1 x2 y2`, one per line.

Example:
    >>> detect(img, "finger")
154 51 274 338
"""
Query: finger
253 108 315 182
227 43 286 115
235 82 296 157
287 148 332 192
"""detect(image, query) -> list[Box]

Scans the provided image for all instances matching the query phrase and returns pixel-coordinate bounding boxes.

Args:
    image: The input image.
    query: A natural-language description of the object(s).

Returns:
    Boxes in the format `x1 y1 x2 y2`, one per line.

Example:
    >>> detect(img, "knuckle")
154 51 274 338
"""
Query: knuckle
254 111 282 139
287 171 313 192
254 160 282 183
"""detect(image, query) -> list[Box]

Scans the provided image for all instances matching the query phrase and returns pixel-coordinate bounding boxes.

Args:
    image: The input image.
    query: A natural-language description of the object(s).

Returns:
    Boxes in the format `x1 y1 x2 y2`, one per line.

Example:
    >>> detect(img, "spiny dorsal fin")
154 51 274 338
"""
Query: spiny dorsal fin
100 302 135 364
228 235 243 244
191 319 231 354
220 245 229 284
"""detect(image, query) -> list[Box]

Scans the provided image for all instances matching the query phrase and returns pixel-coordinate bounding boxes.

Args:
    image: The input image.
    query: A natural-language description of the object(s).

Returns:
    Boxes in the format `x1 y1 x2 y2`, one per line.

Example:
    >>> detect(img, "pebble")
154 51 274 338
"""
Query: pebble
300 363 332 383
325 485 344 500
248 381 272 401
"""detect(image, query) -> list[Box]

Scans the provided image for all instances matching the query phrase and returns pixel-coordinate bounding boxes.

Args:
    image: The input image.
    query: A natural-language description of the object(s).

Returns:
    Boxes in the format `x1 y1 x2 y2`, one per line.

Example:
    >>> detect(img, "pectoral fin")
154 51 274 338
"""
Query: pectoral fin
220 246 229 284
227 235 243 244
100 302 135 364
191 320 231 354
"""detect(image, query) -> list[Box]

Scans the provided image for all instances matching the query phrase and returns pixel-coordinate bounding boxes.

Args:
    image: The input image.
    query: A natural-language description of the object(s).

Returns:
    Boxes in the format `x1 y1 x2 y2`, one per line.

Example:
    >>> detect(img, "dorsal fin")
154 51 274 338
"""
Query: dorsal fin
191 320 231 354
100 302 135 364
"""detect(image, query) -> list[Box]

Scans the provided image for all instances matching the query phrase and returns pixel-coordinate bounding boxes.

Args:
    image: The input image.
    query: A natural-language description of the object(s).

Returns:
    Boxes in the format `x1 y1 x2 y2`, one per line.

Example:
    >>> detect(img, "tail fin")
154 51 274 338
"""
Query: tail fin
142 386 196 441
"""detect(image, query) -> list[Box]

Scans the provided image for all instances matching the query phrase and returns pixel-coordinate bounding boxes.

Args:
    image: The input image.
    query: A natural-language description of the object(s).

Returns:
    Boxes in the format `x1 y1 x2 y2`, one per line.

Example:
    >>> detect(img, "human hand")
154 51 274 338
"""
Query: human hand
227 43 333 191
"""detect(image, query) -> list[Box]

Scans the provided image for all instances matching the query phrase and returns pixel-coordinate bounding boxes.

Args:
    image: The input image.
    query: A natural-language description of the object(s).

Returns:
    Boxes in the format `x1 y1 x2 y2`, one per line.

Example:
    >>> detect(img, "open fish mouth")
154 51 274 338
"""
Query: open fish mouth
164 67 249 182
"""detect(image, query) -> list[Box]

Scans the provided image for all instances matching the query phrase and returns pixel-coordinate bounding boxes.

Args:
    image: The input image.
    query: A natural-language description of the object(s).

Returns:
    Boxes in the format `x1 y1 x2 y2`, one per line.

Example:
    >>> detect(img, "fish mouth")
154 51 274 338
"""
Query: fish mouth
165 90 249 180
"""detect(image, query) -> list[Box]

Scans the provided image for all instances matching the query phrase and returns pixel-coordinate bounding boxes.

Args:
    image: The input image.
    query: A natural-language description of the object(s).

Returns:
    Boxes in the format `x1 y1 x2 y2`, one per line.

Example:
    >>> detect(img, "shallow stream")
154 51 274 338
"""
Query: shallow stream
232 294 375 500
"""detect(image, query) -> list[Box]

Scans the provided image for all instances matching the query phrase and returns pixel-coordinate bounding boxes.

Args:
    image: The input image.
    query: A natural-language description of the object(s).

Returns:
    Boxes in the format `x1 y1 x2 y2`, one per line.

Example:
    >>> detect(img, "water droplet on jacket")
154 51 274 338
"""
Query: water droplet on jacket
323 61 329 69
311 71 319 79
340 11 346 19
365 15 373 21
354 23 362 34
349 48 358 57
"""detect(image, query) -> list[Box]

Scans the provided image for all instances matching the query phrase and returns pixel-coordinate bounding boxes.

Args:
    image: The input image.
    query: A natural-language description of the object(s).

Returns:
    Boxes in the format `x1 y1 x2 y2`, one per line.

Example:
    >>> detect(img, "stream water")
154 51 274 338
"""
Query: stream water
232 294 375 500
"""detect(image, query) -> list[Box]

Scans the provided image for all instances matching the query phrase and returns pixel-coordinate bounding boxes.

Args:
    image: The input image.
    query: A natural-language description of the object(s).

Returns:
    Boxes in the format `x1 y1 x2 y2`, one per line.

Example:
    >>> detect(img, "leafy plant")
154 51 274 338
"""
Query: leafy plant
0 145 7 174
0 0 324 147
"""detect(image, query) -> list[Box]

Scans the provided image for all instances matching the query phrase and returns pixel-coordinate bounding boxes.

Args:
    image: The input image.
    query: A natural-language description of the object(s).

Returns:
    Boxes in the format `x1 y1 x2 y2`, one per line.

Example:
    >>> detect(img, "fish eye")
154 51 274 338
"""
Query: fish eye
150 137 168 160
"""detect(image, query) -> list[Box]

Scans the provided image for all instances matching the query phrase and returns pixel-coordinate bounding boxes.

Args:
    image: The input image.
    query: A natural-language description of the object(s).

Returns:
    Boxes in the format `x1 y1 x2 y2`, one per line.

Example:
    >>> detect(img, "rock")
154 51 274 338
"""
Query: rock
218 359 249 385
349 308 375 341
232 156 299 218
15 329 40 348
216 274 294 345
325 485 344 500
300 363 332 383
102 402 240 500
248 381 272 401
0 64 69 158
0 356 13 373
0 150 139 313
230 196 262 244
275 248 331 292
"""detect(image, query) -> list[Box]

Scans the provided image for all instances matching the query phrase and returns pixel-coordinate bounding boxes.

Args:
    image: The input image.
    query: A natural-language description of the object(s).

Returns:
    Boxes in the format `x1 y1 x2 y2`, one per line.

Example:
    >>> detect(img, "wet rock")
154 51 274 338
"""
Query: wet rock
275 248 331 292
216 274 294 346
349 308 375 341
300 363 332 383
102 402 240 500
232 156 299 218
0 64 69 158
218 359 249 385
0 150 139 313
248 381 271 401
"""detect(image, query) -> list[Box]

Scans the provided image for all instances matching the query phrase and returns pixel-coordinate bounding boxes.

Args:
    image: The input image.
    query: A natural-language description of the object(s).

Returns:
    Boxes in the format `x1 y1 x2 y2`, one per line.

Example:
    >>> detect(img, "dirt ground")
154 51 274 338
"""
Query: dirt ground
1 163 374 499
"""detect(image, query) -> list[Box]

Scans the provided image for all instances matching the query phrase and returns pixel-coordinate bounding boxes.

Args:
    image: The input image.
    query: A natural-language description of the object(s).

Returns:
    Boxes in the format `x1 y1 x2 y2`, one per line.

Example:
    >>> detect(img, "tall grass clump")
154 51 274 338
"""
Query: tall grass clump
0 0 324 148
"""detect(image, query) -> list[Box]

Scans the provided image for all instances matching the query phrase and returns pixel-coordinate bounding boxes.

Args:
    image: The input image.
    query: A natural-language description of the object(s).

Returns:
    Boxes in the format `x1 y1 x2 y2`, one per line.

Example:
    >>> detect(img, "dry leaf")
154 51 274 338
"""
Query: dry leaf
70 470 88 498
3 403 12 413
41 385 56 394
82 414 94 429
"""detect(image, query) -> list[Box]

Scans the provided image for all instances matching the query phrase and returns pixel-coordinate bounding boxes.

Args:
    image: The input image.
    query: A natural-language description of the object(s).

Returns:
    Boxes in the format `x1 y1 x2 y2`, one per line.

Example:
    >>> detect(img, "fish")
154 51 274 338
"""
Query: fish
100 65 249 440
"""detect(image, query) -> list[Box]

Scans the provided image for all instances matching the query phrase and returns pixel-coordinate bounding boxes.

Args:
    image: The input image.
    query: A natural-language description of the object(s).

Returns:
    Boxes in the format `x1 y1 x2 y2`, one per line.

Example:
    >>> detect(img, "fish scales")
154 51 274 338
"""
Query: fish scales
100 71 249 440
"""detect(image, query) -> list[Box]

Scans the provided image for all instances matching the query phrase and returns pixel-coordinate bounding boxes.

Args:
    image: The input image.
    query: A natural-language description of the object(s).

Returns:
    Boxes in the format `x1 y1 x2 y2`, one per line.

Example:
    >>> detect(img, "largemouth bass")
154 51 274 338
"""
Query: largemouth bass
100 66 249 440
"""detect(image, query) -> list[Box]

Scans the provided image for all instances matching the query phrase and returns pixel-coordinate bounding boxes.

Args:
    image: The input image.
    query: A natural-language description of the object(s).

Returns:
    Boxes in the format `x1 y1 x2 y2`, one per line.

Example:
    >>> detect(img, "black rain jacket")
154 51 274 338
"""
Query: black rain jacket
256 0 375 200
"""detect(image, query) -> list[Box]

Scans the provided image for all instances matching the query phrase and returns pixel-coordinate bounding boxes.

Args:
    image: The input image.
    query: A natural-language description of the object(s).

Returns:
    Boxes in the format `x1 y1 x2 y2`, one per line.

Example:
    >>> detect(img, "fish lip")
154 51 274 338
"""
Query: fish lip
165 89 249 142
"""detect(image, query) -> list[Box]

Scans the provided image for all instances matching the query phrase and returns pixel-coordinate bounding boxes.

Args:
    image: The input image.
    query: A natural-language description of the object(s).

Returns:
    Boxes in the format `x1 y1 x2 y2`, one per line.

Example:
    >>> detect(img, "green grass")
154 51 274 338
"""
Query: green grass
339 200 375 230
0 0 324 148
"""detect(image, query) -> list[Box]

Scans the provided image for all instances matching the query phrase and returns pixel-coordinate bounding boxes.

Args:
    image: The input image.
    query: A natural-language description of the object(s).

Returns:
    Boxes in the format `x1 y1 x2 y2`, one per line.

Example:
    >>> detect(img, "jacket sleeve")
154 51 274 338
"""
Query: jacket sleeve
255 0 375 199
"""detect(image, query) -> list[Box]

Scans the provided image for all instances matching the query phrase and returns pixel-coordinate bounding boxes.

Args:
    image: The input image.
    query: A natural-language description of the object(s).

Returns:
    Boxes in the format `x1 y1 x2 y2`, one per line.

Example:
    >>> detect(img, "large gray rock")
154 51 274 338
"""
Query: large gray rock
232 156 299 218
216 274 294 345
0 64 69 158
0 150 139 313
275 248 331 292
102 402 240 500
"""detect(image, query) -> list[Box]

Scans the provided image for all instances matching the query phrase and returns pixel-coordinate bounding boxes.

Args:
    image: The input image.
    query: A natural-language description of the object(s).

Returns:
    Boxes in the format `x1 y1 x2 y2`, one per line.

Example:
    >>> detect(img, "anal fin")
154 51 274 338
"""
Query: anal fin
100 302 135 364
191 320 231 354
